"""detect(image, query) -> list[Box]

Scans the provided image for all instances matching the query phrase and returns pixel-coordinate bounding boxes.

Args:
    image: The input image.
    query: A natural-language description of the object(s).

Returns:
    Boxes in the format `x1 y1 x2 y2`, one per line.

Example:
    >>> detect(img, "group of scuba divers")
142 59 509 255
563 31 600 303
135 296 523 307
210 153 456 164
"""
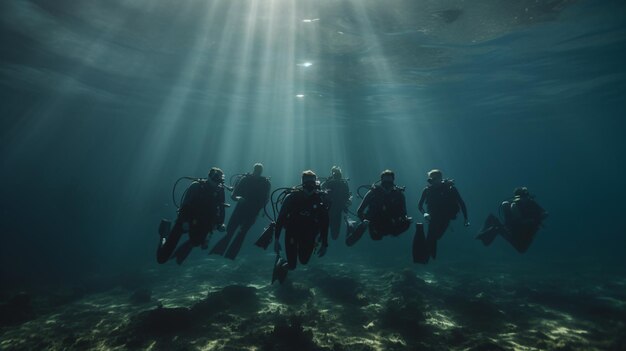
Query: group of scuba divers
156 163 548 284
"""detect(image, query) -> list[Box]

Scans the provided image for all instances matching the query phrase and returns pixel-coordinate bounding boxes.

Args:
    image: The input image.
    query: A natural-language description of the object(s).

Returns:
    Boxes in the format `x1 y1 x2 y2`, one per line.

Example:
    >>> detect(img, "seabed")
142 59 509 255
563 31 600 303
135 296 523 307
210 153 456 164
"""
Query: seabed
1 255 624 351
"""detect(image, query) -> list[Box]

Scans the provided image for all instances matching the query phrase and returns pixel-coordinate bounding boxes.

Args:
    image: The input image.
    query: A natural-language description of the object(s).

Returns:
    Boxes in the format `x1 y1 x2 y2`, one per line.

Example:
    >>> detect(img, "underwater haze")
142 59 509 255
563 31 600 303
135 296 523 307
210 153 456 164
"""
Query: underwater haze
1 0 625 350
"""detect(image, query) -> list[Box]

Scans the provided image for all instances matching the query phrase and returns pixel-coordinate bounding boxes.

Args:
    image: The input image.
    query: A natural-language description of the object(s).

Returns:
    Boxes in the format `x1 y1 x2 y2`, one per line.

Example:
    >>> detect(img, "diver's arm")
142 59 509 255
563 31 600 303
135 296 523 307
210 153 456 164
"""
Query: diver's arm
418 188 427 214
453 187 469 223
356 190 373 220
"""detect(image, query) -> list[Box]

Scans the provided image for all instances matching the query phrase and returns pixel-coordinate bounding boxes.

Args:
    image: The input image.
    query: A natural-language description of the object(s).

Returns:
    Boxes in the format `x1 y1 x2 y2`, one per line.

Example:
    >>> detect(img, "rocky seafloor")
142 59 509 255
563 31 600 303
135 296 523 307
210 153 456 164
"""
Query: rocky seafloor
1 254 625 351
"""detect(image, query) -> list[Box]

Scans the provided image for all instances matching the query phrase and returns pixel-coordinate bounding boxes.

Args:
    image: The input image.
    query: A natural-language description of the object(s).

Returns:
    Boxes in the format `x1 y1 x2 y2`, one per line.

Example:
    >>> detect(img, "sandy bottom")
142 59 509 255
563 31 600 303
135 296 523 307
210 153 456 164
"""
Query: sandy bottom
1 253 625 351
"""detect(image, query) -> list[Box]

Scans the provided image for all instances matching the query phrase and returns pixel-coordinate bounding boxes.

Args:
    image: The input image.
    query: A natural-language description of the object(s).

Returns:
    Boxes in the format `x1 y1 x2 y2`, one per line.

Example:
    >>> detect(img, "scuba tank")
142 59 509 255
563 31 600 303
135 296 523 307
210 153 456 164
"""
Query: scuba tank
254 184 328 250
172 176 203 209
158 177 204 238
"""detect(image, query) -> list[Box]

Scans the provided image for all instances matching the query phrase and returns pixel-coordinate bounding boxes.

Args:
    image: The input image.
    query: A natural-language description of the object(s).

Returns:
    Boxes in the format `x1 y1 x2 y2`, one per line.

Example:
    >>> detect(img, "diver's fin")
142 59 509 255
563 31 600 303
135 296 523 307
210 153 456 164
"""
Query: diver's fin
254 223 275 250
412 223 429 264
475 227 499 246
345 220 368 247
224 230 246 260
485 214 501 228
272 254 289 284
209 234 231 256
476 214 503 247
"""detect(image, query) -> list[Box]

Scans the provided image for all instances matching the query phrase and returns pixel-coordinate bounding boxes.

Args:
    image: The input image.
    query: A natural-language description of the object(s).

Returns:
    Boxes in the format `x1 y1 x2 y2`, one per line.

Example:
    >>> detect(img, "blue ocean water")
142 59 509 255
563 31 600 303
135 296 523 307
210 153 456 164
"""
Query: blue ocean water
1 0 625 349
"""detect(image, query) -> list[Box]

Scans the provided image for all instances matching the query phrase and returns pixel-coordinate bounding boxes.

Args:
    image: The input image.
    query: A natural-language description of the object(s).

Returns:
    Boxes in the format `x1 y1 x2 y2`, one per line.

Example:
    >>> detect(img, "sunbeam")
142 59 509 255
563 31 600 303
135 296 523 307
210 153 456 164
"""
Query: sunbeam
1 0 626 349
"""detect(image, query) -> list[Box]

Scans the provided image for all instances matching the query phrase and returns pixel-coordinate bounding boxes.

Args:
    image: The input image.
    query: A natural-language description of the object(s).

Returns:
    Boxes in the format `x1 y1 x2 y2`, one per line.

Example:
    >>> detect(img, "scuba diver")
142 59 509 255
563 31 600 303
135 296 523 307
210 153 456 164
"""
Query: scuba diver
321 166 351 240
156 167 226 265
416 169 468 262
476 187 548 253
274 170 330 270
346 170 411 246
210 163 270 259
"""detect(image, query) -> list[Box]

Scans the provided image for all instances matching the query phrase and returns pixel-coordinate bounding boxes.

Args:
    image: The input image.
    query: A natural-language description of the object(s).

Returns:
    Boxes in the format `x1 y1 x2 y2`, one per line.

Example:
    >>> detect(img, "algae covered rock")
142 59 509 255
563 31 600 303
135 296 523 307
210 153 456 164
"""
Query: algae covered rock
261 315 321 351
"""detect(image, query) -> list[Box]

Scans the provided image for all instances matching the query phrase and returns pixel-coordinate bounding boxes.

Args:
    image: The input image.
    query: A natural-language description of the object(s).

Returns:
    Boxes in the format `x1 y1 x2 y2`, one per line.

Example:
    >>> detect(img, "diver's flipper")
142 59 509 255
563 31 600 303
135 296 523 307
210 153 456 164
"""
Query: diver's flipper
254 223 275 250
209 234 232 256
484 214 501 228
224 230 246 260
476 214 503 247
412 223 429 264
174 240 193 265
272 254 289 284
345 220 368 247
475 227 499 246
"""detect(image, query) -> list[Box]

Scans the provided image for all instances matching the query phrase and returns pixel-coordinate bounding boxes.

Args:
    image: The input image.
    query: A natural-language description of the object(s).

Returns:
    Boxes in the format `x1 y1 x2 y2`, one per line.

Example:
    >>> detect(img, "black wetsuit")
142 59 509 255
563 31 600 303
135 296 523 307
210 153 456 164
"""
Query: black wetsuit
275 190 329 270
212 174 271 259
418 180 467 259
157 181 225 264
356 185 410 240
321 177 350 240
500 196 546 253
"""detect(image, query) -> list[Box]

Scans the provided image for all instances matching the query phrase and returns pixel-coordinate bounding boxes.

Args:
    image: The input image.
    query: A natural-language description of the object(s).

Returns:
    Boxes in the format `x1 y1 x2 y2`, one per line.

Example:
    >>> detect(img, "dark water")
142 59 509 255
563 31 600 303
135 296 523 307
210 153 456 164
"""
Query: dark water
1 0 625 350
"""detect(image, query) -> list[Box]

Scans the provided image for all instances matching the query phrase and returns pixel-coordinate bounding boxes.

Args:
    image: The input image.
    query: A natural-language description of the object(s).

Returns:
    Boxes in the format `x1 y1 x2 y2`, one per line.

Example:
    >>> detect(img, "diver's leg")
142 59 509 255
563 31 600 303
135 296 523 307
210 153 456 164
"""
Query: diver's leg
501 202 513 225
427 217 449 259
515 229 536 253
285 230 298 270
392 217 411 236
298 231 316 265
210 206 241 255
501 226 536 253
174 240 193 265
189 220 210 246
346 220 369 246
426 222 437 259
226 205 243 235
476 214 502 246
156 219 184 264
437 219 450 240
224 209 259 260
485 214 499 228
329 207 342 240
175 226 208 265
369 222 384 240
